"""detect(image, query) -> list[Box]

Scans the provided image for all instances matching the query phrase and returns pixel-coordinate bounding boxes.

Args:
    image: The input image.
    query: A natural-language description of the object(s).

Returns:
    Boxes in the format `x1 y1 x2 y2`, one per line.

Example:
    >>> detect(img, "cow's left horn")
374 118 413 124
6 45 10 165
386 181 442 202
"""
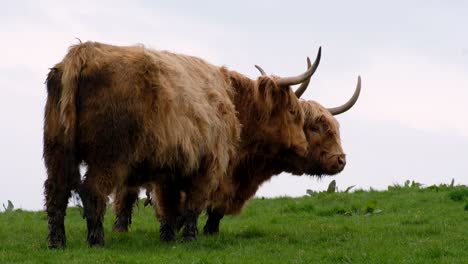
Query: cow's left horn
276 47 321 87
327 76 361 115
254 65 266 76
294 57 312 98
255 57 313 98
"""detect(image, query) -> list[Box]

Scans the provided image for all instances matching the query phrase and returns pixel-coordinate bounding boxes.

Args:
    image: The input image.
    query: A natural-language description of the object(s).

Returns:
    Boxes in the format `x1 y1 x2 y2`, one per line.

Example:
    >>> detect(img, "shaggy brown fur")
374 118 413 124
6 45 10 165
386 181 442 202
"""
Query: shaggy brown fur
202 100 347 233
43 41 307 248
213 101 345 214
112 99 348 235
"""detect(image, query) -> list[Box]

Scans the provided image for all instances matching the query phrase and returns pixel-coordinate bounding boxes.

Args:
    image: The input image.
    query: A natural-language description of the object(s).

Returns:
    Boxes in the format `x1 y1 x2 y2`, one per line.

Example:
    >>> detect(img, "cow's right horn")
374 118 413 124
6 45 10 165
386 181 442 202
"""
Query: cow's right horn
276 47 321 87
327 76 361 115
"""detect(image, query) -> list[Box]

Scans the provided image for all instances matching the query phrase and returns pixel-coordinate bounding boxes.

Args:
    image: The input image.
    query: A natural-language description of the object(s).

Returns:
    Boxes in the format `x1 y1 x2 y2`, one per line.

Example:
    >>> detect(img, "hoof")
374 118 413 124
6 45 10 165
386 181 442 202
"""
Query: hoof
87 228 105 247
113 215 131 233
182 226 198 242
112 225 128 233
203 224 219 235
160 223 176 242
112 220 129 233
181 234 197 242
48 238 66 249
88 236 105 248
47 228 66 249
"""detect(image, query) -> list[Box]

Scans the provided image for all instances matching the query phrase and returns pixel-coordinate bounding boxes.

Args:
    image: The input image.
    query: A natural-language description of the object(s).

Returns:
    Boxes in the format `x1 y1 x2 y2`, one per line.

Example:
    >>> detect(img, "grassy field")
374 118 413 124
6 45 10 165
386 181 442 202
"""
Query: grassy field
1 184 467 263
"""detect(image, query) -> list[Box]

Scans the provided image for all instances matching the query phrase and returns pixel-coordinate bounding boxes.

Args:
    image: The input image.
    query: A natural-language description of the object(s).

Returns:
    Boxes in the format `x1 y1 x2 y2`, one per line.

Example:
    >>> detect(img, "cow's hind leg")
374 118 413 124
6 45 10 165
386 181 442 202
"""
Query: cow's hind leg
79 165 128 247
44 179 70 249
43 143 80 249
112 186 139 232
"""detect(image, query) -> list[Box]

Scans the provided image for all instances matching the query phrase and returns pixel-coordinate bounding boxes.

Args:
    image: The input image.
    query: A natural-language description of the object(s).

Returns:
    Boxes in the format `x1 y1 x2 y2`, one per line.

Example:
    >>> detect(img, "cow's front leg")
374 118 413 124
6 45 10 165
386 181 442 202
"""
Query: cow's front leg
153 183 180 242
203 208 224 235
182 210 199 241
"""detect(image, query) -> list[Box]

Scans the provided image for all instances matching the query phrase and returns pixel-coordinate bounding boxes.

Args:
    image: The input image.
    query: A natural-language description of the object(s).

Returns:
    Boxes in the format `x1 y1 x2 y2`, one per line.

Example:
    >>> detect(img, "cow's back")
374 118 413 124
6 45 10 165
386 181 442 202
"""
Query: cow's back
71 42 239 177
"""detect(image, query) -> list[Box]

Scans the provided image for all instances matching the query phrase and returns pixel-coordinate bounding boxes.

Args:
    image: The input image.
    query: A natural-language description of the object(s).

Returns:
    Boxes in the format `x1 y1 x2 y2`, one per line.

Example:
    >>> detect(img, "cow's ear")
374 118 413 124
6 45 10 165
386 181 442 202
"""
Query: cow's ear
269 77 292 107
255 76 276 112
256 76 272 97
281 83 291 92
255 76 292 112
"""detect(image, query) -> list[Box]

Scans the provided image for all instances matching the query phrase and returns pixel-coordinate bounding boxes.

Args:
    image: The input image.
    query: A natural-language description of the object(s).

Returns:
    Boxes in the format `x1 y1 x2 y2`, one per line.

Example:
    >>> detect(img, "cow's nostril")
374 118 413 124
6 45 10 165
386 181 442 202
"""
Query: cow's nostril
337 156 346 166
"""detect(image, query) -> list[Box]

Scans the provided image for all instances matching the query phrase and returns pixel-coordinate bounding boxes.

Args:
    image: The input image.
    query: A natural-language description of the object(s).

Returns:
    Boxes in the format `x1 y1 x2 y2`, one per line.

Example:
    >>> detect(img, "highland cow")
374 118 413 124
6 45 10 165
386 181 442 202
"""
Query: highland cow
203 75 361 234
43 41 313 248
111 51 361 235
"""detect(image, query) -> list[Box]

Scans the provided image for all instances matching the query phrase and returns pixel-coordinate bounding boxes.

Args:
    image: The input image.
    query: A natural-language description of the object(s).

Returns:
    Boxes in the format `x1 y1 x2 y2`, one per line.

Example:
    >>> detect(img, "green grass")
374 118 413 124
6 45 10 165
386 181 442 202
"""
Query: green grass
1 186 467 263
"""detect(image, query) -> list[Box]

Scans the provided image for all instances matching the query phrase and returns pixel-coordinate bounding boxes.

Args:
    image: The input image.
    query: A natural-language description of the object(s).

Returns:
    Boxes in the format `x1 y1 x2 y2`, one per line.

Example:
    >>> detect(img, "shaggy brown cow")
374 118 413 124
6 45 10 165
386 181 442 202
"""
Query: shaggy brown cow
111 56 361 235
203 75 361 233
111 51 324 241
43 41 313 248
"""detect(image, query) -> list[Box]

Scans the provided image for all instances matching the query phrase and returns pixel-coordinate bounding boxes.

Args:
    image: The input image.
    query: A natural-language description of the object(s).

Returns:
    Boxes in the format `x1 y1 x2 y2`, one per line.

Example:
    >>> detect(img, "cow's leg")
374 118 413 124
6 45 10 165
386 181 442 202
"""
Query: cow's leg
79 164 128 247
44 179 70 249
43 143 80 249
112 186 139 232
153 183 181 242
203 208 224 235
181 181 211 241
175 215 185 233
144 188 153 207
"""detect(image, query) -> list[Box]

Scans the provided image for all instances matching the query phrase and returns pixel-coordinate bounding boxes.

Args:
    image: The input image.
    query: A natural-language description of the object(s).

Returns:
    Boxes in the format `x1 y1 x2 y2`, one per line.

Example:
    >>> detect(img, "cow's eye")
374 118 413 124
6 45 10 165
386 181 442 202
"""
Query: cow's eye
310 126 319 133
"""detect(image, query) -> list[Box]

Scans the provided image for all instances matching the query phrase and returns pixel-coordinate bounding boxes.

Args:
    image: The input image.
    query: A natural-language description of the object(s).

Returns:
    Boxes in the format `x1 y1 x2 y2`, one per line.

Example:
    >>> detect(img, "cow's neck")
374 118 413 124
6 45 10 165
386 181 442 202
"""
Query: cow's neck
226 70 268 152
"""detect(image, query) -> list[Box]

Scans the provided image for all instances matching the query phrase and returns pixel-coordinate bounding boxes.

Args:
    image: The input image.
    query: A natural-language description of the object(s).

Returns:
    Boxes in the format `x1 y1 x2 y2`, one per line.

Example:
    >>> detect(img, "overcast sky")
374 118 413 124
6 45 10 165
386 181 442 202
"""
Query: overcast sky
1 0 467 210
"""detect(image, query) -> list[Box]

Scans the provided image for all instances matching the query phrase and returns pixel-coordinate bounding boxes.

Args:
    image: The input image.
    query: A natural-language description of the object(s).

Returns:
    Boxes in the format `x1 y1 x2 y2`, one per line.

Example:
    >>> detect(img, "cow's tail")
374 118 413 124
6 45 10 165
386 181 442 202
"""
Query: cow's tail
60 43 93 142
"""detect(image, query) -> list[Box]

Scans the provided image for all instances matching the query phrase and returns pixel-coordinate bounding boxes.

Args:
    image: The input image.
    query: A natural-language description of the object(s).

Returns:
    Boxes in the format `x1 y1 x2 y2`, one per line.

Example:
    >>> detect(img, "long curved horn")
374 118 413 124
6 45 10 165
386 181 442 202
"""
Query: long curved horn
255 58 313 98
276 47 321 87
327 76 361 115
254 65 266 76
294 57 312 98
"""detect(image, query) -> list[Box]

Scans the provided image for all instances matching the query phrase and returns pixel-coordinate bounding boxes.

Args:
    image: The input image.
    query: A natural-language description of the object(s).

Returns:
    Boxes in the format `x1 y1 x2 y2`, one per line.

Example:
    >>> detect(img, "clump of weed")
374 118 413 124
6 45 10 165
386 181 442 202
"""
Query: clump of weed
316 206 347 217
306 180 354 196
401 217 429 225
448 189 468 201
427 179 455 191
365 200 377 213
344 185 355 193
327 180 337 193
280 203 315 214
388 180 423 191
236 226 266 239
2 200 14 212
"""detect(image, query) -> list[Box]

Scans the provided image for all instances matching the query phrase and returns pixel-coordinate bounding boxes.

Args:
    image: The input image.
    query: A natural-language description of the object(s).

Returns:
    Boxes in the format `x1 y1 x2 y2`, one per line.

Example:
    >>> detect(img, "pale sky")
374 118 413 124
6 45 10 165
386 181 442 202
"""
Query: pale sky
1 0 467 210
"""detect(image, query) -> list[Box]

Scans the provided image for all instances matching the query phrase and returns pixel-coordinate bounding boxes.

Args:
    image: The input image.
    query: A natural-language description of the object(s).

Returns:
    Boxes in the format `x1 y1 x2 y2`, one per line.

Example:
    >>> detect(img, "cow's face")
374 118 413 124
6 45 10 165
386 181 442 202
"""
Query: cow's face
280 101 346 176
302 101 345 175
254 76 308 157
